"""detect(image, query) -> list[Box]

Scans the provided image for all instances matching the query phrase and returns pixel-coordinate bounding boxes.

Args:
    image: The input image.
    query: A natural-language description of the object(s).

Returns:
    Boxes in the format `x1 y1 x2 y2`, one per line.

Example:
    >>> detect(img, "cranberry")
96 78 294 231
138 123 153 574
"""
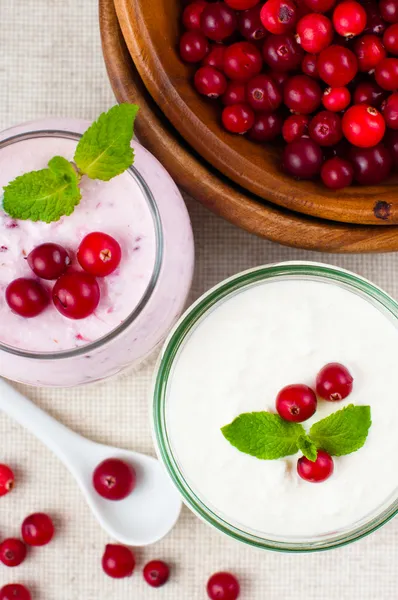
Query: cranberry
143 560 170 587
284 74 322 114
302 53 319 78
6 278 48 318
316 362 353 400
282 137 323 178
22 513 54 546
354 34 386 73
248 111 283 140
200 2 237 41
375 57 398 90
93 458 136 501
183 1 208 30
342 104 385 147
364 2 387 36
353 80 387 106
0 585 31 600
0 539 27 567
321 156 354 189
282 114 310 142
349 143 392 184
385 128 398 165
52 271 100 319
222 81 247 105
322 86 351 111
309 110 343 146
238 5 267 41
0 464 15 496
380 0 398 24
202 45 226 69
260 0 298 34
269 70 290 89
382 92 398 128
77 232 121 277
297 450 334 483
222 103 255 132
246 74 282 111
333 1 366 38
302 0 336 11
383 23 398 54
225 0 259 9
179 30 209 63
263 32 304 71
207 572 240 600
276 384 317 422
195 66 228 97
223 41 262 80
102 544 135 578
317 44 358 87
296 14 333 54
27 243 70 280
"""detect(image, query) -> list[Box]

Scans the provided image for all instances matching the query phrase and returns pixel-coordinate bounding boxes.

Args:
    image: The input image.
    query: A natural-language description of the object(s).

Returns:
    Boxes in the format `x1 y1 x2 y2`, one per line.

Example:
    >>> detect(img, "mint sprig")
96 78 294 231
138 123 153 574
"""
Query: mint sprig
221 404 371 461
2 104 139 223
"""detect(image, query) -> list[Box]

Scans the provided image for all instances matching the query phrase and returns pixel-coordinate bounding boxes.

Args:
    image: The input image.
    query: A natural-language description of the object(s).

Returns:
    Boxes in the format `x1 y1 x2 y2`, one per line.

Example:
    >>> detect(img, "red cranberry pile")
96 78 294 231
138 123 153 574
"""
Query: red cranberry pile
5 232 121 320
276 362 353 482
180 0 398 189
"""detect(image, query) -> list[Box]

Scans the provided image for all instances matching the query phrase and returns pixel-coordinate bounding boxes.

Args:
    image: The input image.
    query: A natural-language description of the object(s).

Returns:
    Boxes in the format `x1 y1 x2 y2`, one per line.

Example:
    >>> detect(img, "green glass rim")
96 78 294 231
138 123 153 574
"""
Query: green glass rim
153 262 398 552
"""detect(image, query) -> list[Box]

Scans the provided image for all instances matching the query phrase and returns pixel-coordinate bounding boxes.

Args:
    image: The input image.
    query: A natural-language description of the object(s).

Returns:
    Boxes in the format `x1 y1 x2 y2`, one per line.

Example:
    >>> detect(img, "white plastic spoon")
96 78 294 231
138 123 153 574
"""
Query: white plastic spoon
0 378 181 546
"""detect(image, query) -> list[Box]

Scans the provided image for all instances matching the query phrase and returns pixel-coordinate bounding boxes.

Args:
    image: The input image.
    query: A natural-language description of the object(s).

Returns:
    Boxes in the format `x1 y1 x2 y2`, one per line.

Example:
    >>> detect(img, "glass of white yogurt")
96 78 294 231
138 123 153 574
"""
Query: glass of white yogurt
153 262 398 551
0 119 194 386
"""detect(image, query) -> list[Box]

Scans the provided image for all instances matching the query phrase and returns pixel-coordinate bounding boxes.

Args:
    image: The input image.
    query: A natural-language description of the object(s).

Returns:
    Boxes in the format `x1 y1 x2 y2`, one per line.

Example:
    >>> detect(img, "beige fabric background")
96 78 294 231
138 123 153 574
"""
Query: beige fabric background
1 1 398 598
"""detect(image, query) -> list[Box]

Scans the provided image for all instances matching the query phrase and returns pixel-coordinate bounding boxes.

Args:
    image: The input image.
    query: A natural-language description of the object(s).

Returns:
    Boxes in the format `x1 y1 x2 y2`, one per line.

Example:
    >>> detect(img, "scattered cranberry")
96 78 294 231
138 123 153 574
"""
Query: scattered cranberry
260 0 298 34
0 464 15 496
282 137 323 178
202 45 226 70
52 271 100 319
349 142 392 184
77 232 121 277
224 41 263 81
6 278 48 318
296 13 333 54
303 0 336 11
200 2 237 41
333 1 366 38
364 2 388 36
342 104 385 148
316 362 354 401
27 243 70 280
102 544 135 579
309 110 343 146
0 539 27 567
263 32 304 71
207 572 240 600
322 86 350 111
143 560 170 588
302 53 319 78
222 103 255 133
282 114 310 142
375 57 398 90
321 156 354 188
179 30 209 63
284 74 322 114
22 513 54 546
380 0 398 24
93 458 136 501
238 5 267 41
317 44 358 86
383 23 398 54
222 81 247 105
246 73 282 111
353 80 387 107
382 91 398 128
225 0 259 9
195 66 228 97
0 585 31 600
269 70 290 89
276 384 317 422
297 450 334 483
248 111 283 141
182 1 208 31
354 34 386 73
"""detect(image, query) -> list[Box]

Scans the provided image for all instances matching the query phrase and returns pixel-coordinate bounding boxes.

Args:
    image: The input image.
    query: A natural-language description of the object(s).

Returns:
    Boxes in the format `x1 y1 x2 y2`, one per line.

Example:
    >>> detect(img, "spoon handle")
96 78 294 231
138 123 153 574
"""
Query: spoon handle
0 378 88 462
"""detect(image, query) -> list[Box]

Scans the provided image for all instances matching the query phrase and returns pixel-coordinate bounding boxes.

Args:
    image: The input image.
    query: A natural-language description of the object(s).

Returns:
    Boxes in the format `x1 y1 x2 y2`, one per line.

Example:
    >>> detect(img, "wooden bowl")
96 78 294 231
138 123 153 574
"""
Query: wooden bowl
99 0 398 252
113 0 398 226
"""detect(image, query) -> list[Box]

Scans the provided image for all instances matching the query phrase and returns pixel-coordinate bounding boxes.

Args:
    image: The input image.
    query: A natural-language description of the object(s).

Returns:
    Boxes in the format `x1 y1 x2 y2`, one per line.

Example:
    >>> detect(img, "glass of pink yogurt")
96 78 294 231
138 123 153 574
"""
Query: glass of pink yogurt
0 118 194 387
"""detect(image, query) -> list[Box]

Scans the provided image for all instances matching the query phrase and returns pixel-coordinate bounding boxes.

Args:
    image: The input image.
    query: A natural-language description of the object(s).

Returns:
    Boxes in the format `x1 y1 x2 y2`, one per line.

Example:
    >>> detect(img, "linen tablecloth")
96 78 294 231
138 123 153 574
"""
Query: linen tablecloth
1 1 398 598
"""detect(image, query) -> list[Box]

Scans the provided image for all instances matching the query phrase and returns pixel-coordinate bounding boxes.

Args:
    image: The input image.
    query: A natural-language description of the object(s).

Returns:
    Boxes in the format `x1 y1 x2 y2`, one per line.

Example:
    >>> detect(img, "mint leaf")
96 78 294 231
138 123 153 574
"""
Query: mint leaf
309 404 371 456
74 104 139 181
3 157 81 223
221 412 305 460
297 434 318 462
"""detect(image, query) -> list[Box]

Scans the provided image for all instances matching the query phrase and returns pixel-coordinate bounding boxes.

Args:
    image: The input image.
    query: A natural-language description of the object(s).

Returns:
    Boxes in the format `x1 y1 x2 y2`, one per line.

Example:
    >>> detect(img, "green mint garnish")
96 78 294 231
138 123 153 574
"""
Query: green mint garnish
309 404 371 456
74 104 139 181
2 103 139 223
221 404 371 461
221 412 305 460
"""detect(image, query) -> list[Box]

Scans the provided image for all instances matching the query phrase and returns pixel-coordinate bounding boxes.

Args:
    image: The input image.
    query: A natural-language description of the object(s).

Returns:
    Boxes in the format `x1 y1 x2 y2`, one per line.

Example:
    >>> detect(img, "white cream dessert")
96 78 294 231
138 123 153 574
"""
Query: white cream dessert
165 275 398 539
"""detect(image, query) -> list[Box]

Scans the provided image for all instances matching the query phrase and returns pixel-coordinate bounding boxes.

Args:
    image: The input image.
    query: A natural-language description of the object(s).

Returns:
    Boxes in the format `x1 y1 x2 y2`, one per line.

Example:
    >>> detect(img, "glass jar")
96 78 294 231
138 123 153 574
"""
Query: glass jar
153 262 398 552
0 119 194 386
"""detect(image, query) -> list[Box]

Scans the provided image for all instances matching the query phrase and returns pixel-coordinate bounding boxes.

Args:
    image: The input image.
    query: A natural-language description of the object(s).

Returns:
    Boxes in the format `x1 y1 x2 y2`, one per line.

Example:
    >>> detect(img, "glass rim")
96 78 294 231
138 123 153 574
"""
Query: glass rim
0 128 163 360
153 261 398 552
